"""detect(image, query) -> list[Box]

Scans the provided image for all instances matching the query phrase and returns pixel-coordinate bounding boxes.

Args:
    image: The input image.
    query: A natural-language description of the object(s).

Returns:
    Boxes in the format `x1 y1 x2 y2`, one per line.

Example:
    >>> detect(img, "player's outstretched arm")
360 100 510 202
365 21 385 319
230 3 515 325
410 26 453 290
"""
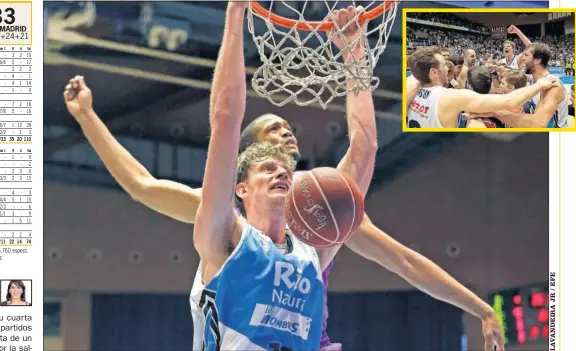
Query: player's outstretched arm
491 86 564 128
332 6 377 197
316 6 378 270
63 76 202 224
347 215 504 351
194 2 248 268
452 76 559 113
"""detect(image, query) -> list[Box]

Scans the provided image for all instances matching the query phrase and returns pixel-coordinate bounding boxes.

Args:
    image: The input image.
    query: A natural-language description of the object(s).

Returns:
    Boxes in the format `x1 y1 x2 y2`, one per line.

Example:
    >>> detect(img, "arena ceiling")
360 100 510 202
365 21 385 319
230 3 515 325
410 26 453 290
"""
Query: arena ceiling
453 12 551 27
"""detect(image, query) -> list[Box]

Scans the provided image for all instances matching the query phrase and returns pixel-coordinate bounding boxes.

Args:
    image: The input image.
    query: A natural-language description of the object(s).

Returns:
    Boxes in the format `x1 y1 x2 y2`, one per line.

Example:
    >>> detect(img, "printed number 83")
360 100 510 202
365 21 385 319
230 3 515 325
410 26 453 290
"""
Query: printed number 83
0 8 15 25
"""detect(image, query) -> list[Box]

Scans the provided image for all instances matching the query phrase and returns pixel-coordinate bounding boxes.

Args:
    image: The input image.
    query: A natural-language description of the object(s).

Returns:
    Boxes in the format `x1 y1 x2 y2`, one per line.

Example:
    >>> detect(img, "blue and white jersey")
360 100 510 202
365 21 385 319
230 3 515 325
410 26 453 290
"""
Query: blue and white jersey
190 221 324 351
501 55 520 70
528 74 569 128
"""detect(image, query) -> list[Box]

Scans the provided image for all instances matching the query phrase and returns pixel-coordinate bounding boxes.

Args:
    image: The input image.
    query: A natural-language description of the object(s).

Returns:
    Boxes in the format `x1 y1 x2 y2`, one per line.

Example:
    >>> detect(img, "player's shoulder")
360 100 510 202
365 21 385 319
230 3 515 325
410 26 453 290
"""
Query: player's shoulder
552 83 567 100
540 84 565 103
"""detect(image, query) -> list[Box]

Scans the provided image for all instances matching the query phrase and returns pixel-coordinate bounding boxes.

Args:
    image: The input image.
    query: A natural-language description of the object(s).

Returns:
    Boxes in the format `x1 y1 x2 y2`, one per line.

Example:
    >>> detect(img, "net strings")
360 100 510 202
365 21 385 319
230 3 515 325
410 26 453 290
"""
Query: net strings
247 1 397 108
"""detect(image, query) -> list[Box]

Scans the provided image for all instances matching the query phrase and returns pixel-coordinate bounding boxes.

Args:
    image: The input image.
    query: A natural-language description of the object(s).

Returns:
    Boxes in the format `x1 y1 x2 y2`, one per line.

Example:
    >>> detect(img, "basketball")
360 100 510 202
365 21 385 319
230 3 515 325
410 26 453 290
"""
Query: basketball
285 167 364 248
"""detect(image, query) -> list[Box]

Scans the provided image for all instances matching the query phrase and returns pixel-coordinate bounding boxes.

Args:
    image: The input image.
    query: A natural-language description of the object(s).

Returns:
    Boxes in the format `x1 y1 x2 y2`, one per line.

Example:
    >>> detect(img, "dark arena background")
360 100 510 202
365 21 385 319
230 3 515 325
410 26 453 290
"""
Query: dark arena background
44 1 549 351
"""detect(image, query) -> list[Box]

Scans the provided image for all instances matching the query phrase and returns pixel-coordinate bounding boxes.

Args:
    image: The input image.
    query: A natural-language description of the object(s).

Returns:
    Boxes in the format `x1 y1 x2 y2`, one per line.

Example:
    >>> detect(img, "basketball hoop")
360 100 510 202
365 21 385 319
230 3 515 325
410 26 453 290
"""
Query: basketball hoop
247 0 398 109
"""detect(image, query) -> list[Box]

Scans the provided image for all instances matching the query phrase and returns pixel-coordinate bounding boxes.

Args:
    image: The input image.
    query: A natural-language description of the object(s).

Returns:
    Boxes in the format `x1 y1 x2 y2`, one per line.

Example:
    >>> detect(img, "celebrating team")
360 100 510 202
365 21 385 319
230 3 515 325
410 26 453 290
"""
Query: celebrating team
407 25 573 128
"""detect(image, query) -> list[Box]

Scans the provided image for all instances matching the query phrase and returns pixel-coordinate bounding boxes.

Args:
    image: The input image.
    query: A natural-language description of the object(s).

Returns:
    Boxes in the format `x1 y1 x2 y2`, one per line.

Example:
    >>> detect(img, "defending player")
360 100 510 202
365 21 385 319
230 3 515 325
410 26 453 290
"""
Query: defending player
406 46 559 128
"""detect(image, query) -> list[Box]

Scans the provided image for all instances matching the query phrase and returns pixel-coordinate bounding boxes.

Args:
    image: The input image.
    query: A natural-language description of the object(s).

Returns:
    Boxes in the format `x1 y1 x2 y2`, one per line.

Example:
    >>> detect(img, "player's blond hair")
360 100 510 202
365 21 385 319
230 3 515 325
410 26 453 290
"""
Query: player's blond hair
503 70 527 90
504 40 516 48
236 142 297 184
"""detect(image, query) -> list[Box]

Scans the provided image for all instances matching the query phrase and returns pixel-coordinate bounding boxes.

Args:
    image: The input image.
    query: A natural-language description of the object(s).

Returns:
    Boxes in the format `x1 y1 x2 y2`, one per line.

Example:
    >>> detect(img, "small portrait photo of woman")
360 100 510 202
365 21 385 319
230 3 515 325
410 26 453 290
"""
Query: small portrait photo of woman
0 280 32 306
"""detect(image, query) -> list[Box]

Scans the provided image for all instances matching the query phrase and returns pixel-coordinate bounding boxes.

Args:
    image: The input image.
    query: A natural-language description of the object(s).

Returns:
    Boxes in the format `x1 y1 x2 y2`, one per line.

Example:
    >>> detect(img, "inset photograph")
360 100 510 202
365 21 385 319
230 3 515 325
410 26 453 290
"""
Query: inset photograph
0 279 32 306
404 10 575 130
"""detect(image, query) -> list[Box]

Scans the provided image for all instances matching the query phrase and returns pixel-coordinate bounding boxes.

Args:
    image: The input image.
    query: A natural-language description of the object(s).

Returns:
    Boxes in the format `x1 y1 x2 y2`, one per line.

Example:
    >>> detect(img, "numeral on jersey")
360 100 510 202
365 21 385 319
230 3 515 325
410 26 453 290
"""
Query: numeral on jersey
199 289 222 351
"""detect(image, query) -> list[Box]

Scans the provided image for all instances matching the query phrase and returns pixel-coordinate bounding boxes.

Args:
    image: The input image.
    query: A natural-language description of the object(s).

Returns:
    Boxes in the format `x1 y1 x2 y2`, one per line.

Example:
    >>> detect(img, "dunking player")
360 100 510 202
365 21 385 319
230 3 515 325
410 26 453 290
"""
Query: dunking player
190 3 383 350
65 5 506 351
190 2 378 349
406 46 559 128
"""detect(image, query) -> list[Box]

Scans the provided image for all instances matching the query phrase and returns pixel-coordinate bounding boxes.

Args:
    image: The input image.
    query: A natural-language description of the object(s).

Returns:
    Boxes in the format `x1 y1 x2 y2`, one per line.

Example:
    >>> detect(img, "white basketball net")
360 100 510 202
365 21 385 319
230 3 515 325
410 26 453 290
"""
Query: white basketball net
247 0 398 109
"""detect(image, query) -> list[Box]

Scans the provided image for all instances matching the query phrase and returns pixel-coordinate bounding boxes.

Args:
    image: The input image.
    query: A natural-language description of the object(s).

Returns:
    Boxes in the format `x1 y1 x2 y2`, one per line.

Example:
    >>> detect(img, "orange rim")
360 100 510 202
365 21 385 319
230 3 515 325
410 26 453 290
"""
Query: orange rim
250 1 394 32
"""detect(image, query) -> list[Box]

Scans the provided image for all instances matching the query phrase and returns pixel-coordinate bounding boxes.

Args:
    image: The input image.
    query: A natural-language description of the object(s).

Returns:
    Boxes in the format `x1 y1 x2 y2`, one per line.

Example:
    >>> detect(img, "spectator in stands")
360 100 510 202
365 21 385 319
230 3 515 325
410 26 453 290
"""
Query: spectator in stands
406 13 574 70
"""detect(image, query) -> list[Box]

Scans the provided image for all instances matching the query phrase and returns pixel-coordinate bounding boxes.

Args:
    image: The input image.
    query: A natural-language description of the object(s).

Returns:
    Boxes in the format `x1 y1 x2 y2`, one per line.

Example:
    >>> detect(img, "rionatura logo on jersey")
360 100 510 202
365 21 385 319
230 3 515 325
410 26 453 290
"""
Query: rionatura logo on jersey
247 262 314 339
272 261 310 312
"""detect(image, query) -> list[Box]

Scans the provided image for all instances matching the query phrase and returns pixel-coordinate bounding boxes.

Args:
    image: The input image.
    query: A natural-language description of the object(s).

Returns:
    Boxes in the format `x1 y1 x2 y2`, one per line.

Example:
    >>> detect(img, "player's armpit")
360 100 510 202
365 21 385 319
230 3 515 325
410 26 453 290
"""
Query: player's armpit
194 123 243 263
315 245 344 272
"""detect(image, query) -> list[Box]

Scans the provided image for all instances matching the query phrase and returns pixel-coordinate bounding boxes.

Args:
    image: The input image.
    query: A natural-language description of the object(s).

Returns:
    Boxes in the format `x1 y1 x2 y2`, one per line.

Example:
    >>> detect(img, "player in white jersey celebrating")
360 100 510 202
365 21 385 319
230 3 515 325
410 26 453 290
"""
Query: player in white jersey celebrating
499 25 534 71
473 43 569 128
406 46 559 128
499 40 522 70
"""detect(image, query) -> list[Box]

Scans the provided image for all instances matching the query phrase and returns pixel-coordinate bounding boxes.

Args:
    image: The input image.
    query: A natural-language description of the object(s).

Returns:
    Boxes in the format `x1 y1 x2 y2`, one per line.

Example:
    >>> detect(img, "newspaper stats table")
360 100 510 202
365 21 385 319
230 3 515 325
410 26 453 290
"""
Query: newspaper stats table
0 2 33 258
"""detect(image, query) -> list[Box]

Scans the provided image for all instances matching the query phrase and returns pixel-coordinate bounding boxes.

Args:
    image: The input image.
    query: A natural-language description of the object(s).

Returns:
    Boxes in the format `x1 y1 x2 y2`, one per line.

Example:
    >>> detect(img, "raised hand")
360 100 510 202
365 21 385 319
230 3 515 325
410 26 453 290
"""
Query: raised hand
228 1 249 10
482 313 505 351
507 25 519 34
330 6 366 57
63 75 93 120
